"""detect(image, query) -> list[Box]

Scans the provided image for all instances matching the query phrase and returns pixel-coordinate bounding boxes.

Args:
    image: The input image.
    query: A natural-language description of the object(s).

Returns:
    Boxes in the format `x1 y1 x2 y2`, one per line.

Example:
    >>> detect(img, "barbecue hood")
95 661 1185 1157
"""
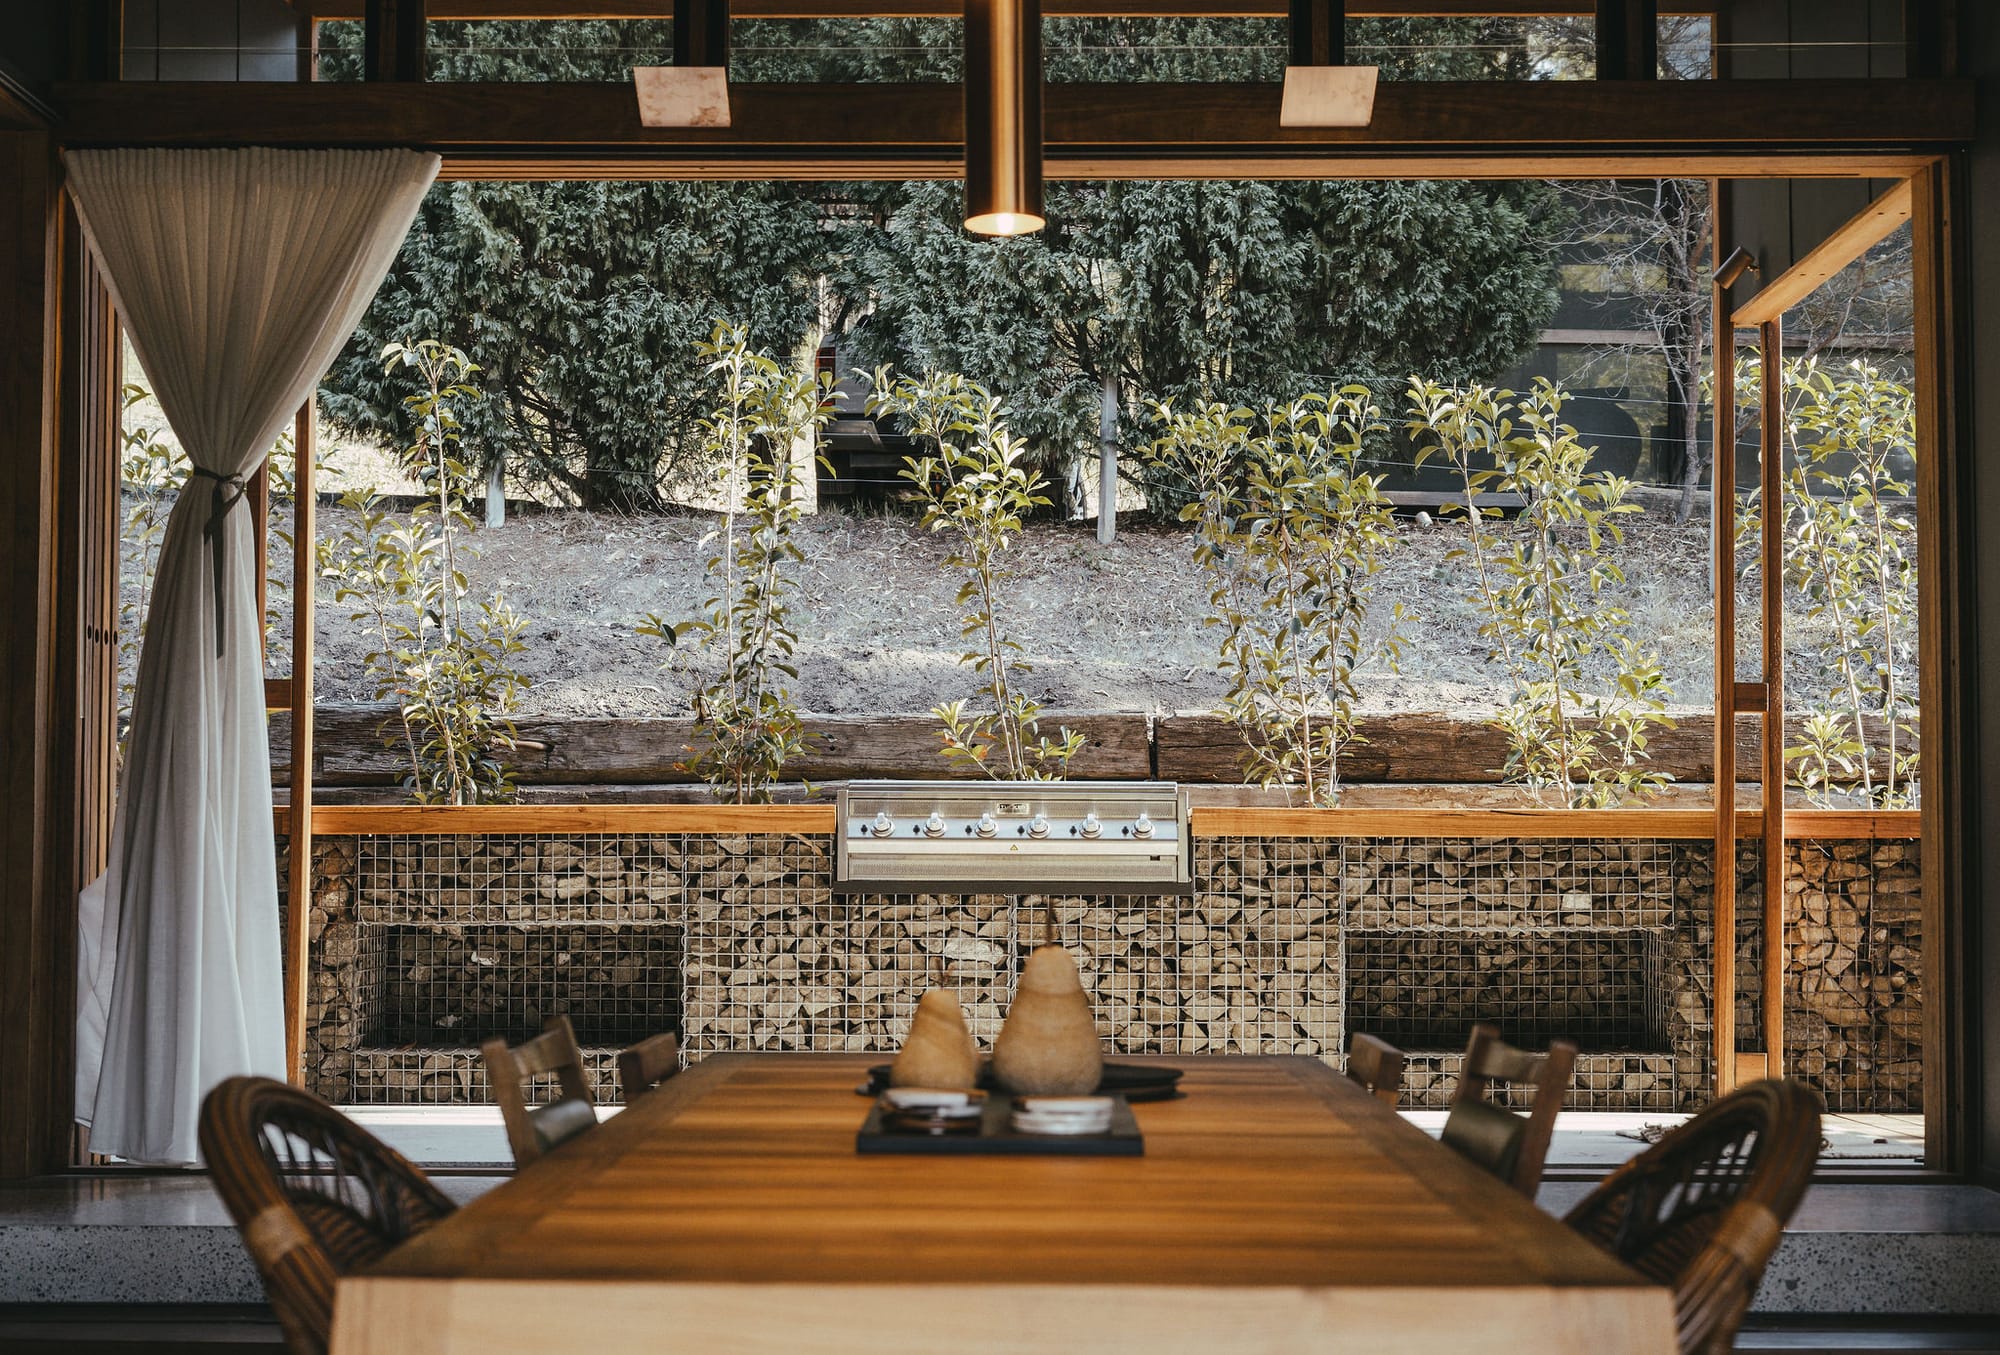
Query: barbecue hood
834 780 1191 896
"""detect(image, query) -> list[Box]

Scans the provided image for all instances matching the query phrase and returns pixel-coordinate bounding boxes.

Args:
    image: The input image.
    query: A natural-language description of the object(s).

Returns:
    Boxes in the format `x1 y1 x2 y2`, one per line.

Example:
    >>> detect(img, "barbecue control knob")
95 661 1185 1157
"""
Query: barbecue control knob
924 812 948 838
976 813 999 838
870 812 895 838
1081 812 1103 839
1028 814 1051 839
1133 812 1155 839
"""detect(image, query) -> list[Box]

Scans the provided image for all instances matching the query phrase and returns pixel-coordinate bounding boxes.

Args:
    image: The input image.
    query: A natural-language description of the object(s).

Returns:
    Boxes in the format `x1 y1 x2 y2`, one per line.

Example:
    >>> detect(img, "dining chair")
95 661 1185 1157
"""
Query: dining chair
1564 1079 1821 1355
617 1030 683 1103
1439 1022 1578 1196
482 1013 599 1166
199 1076 458 1355
1344 1031 1409 1108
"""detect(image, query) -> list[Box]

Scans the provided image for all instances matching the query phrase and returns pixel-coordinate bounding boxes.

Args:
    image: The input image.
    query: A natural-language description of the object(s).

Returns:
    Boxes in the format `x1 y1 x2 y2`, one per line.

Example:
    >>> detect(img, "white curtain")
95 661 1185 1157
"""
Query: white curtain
68 148 439 1165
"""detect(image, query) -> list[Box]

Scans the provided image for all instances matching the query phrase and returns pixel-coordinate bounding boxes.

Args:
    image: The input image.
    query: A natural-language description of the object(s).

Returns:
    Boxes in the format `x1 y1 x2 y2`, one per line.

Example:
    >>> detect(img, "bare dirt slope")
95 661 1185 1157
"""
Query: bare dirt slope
290 489 1732 719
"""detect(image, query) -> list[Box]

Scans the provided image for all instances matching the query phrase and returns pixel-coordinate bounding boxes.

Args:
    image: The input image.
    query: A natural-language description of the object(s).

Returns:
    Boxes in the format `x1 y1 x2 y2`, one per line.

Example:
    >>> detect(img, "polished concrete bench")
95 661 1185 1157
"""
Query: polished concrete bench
2 1172 1997 1317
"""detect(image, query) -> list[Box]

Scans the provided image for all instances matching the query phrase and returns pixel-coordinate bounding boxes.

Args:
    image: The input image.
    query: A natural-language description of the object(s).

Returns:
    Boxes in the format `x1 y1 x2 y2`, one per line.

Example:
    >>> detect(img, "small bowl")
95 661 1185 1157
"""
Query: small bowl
1010 1095 1114 1136
880 1088 986 1135
882 1088 985 1115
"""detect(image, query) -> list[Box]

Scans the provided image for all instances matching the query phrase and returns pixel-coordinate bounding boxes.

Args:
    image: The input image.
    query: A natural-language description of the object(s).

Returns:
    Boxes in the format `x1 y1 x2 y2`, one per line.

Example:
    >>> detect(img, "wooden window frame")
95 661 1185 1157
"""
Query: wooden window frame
13 55 1974 1176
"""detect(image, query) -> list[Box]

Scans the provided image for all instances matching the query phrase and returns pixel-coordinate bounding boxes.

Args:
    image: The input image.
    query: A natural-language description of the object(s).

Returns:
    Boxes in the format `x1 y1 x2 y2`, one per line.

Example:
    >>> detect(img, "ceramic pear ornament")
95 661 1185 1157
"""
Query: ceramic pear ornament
889 987 981 1090
991 944 1104 1096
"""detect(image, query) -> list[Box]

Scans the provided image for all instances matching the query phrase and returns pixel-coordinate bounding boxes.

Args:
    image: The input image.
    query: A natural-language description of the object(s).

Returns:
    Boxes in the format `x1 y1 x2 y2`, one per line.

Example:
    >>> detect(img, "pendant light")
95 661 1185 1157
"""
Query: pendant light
635 0 731 128
963 0 1046 237
1281 0 1378 128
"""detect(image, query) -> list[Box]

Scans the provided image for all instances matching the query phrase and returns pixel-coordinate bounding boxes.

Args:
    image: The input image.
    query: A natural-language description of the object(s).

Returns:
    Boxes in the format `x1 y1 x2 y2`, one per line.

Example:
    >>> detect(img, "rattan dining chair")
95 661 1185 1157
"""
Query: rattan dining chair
617 1030 682 1103
1439 1022 1578 1196
1344 1031 1409 1108
199 1076 457 1355
1564 1079 1821 1355
482 1013 599 1166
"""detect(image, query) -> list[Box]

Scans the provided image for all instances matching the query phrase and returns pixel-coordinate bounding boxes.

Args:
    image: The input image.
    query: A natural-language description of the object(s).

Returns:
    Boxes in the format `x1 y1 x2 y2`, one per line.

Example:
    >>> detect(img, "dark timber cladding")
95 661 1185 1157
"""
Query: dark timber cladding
1594 0 1660 80
305 2 1718 14
0 132 63 1178
363 0 429 81
47 79 1973 180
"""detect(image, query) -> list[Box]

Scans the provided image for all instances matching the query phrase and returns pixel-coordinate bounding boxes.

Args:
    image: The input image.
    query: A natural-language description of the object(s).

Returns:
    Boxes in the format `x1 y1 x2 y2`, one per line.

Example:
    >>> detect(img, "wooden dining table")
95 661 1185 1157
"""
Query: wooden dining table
330 1052 1675 1355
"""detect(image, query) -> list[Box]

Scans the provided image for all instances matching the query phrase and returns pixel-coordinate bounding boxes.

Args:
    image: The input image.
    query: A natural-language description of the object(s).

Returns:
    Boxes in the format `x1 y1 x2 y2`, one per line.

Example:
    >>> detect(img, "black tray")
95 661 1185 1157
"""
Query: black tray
859 1060 1183 1103
857 1092 1143 1157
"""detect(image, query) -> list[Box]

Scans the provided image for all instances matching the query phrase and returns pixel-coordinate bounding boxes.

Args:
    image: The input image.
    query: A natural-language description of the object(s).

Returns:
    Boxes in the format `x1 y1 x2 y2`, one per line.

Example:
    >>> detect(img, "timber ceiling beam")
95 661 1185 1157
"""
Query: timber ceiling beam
297 2 1716 18
48 79 1968 181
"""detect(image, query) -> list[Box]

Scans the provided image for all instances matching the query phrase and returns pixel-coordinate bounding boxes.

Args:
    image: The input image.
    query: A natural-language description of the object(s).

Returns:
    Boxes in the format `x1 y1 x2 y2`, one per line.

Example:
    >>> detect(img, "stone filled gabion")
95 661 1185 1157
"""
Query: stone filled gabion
306 832 695 1104
1784 840 1922 1111
301 830 1921 1114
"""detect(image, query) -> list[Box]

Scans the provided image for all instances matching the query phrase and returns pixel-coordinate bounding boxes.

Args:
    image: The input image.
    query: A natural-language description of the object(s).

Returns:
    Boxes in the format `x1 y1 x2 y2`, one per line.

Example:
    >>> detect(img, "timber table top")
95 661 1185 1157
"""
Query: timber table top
331 1052 1674 1355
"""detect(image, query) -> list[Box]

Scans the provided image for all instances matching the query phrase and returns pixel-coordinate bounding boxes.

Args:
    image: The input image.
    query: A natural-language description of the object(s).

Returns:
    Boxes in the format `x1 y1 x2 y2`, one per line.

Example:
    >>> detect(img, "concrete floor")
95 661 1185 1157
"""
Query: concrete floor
346 1104 1929 1169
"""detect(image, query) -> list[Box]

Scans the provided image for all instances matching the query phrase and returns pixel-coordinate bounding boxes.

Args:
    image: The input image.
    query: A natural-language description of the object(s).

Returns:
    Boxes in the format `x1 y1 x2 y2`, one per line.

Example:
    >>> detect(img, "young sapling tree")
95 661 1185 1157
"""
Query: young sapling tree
1407 377 1675 808
639 325 834 803
870 371 1083 780
320 340 530 805
1144 388 1404 807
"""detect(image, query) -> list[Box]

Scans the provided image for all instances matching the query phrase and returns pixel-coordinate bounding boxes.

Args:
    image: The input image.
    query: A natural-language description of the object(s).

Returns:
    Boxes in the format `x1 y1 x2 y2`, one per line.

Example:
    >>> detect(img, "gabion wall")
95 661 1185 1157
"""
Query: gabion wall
301 830 1922 1113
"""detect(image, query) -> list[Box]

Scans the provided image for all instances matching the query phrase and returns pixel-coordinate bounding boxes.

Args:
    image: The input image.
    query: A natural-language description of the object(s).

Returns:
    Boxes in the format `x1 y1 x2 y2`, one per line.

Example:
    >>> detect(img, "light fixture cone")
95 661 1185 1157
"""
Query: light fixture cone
963 0 1045 237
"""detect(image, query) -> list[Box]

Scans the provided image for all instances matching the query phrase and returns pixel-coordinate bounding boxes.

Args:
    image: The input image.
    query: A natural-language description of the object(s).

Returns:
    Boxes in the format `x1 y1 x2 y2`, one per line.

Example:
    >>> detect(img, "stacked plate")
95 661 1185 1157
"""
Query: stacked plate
1010 1095 1116 1136
879 1087 986 1135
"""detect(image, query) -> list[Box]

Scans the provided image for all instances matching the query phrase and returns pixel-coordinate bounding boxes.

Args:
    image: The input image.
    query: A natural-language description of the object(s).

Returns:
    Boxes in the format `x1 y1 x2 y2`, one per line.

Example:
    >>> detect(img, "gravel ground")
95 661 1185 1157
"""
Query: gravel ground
257 487 1757 719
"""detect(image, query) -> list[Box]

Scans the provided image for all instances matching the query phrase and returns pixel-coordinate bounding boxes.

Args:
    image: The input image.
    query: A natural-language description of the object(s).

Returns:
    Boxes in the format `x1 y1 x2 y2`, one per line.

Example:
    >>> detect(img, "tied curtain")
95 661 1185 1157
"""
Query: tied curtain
68 148 439 1165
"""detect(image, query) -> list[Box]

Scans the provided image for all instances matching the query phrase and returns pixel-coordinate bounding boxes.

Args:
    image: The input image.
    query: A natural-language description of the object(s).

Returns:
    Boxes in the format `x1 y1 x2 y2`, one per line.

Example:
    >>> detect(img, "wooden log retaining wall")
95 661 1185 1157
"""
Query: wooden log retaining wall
273 705 1911 794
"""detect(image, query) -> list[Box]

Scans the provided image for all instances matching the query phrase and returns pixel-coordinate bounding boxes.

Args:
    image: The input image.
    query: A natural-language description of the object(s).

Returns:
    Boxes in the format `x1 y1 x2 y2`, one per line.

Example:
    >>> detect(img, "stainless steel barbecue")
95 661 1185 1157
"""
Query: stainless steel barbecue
834 780 1191 896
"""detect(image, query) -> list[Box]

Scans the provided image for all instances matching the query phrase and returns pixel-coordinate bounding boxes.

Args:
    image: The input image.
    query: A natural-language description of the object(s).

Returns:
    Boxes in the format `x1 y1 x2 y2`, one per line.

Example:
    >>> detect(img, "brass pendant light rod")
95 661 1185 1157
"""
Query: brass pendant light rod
963 0 1046 237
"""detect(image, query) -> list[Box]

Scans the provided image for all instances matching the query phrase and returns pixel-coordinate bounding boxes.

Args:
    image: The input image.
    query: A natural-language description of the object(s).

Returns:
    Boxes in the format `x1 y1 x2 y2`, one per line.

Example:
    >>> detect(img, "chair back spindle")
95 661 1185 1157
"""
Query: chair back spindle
1564 1079 1821 1354
200 1077 457 1355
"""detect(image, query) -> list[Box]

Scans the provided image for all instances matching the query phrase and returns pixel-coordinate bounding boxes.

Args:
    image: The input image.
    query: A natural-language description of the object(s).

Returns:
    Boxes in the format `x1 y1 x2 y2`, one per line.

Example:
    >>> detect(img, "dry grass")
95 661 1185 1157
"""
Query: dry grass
278 492 1767 720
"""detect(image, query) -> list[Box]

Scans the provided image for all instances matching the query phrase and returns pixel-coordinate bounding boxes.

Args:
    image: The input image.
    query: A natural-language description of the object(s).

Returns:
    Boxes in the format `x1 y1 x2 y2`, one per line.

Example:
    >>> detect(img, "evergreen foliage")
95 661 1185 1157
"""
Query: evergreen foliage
319 177 828 511
316 17 1565 513
845 177 1563 509
319 19 829 512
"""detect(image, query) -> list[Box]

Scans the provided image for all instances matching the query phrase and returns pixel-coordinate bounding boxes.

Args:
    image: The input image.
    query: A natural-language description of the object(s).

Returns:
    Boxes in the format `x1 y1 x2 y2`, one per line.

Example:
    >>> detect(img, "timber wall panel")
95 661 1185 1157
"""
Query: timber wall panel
62 211 119 925
38 201 119 1166
0 132 63 1177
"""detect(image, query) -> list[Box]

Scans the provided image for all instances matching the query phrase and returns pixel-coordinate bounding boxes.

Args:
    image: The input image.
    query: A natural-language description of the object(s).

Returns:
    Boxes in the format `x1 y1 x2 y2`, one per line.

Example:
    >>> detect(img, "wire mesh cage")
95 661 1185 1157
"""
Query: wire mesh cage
301 825 1913 1116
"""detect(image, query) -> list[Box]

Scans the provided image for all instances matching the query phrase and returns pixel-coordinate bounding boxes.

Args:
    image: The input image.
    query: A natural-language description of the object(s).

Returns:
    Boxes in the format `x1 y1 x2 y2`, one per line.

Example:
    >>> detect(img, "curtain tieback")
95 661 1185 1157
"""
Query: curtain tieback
189 466 248 659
